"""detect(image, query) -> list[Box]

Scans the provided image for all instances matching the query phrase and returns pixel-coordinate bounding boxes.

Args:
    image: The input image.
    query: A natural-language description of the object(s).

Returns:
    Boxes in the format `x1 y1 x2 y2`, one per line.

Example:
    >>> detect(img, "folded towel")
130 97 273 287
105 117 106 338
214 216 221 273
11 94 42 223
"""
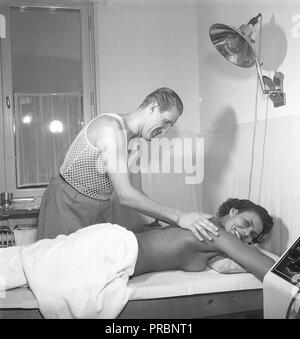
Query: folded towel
0 246 27 290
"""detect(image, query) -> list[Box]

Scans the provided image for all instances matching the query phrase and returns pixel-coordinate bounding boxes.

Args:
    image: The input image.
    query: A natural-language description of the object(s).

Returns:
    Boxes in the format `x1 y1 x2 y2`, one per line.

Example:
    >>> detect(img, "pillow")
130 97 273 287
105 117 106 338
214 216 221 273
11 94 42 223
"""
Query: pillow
207 255 247 274
207 246 279 274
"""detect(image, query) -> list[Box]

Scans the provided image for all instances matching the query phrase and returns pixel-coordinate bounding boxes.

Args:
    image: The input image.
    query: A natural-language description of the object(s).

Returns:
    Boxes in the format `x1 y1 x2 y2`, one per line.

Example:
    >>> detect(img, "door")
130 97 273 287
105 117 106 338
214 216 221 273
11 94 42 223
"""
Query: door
0 1 96 203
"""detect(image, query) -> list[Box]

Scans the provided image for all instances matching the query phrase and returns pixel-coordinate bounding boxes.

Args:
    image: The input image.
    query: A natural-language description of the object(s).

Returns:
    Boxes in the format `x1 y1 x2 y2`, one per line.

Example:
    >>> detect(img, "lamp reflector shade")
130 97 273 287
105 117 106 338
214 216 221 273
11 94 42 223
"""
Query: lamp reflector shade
209 23 256 68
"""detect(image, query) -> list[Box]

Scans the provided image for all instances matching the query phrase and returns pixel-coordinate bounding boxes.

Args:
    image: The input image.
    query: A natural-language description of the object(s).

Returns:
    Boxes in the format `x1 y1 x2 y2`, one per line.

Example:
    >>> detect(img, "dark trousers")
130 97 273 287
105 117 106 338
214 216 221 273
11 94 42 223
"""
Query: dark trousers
37 175 112 239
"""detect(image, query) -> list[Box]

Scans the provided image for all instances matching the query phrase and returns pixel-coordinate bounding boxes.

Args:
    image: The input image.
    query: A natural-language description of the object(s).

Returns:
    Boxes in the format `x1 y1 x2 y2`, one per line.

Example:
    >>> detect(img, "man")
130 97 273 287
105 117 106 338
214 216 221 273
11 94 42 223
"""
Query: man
37 88 218 241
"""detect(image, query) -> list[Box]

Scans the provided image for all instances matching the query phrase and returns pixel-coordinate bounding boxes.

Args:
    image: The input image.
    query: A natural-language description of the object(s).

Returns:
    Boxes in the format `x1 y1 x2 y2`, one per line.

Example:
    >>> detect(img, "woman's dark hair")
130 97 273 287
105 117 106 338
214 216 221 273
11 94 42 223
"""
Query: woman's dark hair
217 198 274 243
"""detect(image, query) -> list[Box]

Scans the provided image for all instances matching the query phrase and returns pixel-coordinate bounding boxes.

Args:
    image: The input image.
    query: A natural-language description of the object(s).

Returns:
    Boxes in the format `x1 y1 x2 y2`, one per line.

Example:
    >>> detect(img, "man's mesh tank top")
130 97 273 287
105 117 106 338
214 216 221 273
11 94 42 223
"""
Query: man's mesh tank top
60 113 126 200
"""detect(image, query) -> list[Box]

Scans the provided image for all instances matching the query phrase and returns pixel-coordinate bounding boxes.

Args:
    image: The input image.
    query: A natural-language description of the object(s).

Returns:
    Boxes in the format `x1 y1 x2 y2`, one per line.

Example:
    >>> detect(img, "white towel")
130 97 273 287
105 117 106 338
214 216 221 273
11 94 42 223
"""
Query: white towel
1 223 138 319
0 246 27 290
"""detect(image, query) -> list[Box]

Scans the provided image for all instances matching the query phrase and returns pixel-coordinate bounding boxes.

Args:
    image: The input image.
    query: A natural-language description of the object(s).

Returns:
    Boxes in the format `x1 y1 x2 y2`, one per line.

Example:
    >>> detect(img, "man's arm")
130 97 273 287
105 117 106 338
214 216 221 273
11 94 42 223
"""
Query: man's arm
96 122 218 241
202 228 276 281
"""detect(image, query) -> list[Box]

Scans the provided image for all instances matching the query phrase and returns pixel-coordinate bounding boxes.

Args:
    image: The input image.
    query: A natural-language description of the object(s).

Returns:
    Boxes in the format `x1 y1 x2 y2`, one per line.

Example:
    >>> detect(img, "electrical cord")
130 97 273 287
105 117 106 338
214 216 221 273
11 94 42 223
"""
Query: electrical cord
248 16 263 200
247 70 259 200
258 93 270 204
248 16 270 205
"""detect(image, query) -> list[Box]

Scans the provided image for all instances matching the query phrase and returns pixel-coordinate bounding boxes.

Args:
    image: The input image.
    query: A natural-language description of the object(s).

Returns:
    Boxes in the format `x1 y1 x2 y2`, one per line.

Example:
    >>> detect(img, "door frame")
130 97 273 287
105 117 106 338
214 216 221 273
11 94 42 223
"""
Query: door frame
0 38 6 194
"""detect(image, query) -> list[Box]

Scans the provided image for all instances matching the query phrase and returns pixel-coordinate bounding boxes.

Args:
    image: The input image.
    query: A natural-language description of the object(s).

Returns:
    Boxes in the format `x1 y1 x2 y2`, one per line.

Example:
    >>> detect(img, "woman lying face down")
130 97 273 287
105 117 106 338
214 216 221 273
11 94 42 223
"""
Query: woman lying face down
133 198 275 281
0 198 275 295
0 198 275 319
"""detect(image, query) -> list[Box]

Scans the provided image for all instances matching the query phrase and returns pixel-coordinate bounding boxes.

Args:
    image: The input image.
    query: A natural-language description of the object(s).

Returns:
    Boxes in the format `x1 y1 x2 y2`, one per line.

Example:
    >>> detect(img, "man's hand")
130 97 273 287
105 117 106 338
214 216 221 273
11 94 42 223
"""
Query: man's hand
177 212 219 241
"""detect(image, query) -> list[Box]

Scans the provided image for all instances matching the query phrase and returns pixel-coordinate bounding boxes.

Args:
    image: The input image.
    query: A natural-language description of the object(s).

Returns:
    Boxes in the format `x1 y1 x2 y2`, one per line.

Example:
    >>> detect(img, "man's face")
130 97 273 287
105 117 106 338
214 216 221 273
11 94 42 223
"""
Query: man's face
143 104 180 141
224 210 264 244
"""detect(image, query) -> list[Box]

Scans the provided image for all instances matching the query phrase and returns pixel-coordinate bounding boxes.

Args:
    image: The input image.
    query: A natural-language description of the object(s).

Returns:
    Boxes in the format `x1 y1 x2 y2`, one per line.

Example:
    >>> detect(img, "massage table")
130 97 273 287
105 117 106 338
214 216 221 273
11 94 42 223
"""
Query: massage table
0 268 265 319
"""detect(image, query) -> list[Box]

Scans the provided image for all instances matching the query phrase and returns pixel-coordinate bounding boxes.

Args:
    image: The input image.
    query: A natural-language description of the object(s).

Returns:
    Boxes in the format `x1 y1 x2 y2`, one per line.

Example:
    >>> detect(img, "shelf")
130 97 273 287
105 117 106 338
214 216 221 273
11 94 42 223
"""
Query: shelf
0 208 39 220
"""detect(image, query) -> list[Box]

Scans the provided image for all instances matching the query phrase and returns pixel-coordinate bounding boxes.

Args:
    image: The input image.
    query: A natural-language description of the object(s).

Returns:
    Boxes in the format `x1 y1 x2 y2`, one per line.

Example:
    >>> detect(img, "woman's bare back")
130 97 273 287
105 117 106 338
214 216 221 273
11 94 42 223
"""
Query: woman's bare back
133 226 218 276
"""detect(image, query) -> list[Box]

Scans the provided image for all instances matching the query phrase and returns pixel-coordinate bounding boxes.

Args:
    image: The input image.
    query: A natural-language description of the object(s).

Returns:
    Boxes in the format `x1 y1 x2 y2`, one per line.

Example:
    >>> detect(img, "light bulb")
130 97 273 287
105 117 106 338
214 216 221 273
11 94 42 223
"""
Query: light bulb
22 115 32 124
49 120 63 133
224 36 244 55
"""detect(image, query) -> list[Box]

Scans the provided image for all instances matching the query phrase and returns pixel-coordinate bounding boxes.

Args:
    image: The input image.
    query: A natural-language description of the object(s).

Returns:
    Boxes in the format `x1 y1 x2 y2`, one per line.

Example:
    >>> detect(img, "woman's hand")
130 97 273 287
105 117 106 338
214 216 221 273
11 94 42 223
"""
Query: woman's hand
177 212 219 241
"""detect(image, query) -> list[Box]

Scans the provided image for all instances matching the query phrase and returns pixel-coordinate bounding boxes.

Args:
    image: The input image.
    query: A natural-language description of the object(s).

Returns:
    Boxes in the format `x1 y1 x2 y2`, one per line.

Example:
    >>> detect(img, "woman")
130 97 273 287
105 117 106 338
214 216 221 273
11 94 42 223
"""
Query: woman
1 198 275 318
134 198 275 281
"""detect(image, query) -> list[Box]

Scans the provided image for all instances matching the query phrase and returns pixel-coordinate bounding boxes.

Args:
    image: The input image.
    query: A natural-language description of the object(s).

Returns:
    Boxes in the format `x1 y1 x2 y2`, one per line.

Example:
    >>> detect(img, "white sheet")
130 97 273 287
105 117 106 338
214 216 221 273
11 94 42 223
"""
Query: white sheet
0 268 264 311
128 269 262 301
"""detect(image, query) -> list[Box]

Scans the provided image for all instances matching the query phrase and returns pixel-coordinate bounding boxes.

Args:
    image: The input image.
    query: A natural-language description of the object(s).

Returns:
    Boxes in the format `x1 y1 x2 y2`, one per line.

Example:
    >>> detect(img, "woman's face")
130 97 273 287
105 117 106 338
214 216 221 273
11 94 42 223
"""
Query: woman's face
224 209 264 244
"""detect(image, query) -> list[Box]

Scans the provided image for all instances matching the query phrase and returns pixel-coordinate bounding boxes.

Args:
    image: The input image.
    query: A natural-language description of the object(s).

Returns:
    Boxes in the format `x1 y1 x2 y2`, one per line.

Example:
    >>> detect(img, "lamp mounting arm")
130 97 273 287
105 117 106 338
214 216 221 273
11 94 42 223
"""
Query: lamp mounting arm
252 43 286 107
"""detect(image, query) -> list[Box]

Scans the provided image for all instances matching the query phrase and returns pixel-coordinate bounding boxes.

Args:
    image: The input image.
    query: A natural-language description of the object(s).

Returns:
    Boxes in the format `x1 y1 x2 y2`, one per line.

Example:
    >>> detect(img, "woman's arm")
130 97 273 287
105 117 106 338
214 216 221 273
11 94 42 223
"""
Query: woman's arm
204 228 275 281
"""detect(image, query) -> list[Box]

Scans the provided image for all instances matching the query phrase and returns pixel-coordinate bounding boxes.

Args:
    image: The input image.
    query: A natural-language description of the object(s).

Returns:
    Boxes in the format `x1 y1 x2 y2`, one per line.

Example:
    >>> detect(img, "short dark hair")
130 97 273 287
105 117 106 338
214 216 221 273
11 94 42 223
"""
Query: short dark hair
139 87 183 115
217 198 274 243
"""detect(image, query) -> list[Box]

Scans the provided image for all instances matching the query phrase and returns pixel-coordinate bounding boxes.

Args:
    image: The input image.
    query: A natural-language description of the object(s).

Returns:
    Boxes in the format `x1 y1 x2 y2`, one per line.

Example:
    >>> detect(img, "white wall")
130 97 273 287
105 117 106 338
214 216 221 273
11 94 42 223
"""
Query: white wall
94 0 204 229
94 0 201 133
197 0 300 254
